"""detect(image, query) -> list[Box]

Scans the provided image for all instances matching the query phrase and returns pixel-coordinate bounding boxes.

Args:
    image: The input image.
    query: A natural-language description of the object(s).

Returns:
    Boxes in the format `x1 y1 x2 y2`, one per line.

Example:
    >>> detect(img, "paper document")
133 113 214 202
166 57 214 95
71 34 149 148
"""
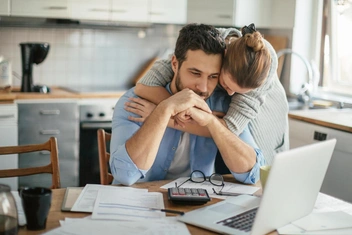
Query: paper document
278 223 352 235
278 193 352 235
292 211 352 231
92 188 165 221
314 192 352 215
161 177 259 199
43 217 190 235
71 184 148 212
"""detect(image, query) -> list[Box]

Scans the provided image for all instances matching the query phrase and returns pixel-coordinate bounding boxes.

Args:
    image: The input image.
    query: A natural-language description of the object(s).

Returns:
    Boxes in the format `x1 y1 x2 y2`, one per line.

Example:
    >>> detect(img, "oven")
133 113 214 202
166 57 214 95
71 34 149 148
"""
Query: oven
78 99 118 186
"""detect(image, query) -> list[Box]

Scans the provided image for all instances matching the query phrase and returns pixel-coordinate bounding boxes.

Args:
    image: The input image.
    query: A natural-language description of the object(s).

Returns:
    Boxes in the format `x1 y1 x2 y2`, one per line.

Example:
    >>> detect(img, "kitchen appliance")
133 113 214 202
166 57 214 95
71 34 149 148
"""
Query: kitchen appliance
20 43 50 93
78 99 118 186
0 56 12 91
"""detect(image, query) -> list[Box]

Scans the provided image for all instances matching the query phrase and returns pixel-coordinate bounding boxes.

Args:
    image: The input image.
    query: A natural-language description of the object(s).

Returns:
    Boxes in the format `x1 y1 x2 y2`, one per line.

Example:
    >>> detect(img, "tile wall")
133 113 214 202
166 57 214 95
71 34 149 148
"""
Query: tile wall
0 24 180 89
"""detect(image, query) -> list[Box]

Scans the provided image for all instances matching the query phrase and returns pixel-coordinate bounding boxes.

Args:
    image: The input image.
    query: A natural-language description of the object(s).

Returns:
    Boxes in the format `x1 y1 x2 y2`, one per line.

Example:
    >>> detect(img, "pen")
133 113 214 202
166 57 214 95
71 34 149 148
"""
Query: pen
99 202 185 215
160 209 185 215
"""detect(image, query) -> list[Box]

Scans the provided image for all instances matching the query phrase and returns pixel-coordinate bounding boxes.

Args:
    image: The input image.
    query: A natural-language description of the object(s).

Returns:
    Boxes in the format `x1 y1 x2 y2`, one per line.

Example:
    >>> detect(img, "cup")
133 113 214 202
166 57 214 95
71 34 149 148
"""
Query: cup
260 165 271 190
19 187 52 230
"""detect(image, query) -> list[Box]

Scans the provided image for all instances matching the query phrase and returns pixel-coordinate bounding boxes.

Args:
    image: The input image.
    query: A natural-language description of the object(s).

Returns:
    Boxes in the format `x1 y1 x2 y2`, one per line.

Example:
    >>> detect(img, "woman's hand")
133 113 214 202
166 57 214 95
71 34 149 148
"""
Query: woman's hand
125 97 156 122
173 111 192 128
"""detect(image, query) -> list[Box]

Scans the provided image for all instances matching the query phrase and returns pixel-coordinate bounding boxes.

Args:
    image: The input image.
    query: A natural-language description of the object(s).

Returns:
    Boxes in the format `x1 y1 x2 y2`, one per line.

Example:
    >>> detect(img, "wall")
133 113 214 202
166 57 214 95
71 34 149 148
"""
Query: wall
0 24 180 89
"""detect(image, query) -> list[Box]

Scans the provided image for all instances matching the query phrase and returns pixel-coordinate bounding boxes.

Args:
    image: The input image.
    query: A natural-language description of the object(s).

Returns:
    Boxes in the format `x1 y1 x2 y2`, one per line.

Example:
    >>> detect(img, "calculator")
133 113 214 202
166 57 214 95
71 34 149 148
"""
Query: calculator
168 187 211 205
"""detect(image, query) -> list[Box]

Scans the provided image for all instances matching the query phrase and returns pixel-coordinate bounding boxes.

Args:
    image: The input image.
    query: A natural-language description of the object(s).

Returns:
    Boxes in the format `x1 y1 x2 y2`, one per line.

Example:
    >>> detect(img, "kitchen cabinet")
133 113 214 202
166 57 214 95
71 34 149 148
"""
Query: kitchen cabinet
11 0 70 19
187 0 295 28
289 114 352 203
17 100 79 188
69 0 110 21
0 0 10 16
110 0 149 23
0 104 18 190
187 0 235 26
149 0 187 24
233 0 295 29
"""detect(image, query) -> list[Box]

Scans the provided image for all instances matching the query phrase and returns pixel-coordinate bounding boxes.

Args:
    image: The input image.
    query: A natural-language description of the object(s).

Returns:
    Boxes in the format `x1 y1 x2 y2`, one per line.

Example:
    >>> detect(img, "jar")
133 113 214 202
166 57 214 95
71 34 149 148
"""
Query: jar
0 56 12 91
0 184 18 235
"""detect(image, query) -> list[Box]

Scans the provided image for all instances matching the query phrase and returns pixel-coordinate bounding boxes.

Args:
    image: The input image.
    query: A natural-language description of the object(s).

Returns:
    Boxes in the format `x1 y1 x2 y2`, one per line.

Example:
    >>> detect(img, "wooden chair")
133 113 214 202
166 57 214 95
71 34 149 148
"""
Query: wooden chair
0 137 61 189
97 129 113 185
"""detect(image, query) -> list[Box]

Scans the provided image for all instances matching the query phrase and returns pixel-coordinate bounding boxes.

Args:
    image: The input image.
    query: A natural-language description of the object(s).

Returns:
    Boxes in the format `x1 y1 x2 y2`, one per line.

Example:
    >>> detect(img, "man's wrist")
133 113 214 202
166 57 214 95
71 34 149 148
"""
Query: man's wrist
156 100 174 118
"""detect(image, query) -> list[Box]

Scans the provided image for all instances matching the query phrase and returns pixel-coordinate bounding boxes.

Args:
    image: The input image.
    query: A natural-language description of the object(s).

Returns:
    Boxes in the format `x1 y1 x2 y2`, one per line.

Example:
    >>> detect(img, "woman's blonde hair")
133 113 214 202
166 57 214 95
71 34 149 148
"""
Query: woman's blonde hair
222 27 271 89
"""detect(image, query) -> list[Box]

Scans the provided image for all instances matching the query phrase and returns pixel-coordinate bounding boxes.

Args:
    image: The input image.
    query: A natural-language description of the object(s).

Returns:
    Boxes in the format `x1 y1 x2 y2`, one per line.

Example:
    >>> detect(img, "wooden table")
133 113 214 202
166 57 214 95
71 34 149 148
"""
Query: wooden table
18 176 276 235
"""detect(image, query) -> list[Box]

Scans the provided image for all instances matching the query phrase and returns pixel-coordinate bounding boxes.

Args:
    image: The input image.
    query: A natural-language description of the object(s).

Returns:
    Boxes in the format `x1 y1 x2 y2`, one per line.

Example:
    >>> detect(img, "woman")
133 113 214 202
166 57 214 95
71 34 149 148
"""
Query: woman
128 24 289 165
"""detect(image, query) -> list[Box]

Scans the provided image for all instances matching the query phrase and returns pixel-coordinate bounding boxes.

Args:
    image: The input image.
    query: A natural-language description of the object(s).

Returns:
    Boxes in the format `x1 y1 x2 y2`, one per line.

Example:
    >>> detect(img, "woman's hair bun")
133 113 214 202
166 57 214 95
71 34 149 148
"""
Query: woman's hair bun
244 32 265 52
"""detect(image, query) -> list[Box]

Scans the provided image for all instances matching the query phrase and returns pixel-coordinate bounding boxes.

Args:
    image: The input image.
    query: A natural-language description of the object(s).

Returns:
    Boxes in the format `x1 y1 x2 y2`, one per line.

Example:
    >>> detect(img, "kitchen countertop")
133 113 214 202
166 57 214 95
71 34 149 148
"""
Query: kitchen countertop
289 109 352 133
0 87 126 103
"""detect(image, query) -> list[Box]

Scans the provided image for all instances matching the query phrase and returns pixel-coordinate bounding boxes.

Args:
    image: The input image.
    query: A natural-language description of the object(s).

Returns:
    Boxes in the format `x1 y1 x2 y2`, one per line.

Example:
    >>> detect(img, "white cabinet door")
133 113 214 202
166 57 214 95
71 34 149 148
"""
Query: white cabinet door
149 0 187 24
0 0 10 16
289 118 352 203
110 0 148 23
0 104 18 190
233 0 295 29
69 0 109 21
11 0 69 19
187 0 234 26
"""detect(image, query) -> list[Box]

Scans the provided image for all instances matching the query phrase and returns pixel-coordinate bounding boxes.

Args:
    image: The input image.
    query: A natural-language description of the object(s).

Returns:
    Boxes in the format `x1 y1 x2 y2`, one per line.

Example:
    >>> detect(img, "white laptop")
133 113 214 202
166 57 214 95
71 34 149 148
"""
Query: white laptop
178 139 337 235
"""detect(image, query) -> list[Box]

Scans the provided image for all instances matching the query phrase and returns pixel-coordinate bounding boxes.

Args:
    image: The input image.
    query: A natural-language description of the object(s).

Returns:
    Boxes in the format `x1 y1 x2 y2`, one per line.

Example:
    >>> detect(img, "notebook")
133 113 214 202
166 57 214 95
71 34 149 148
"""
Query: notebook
178 139 337 235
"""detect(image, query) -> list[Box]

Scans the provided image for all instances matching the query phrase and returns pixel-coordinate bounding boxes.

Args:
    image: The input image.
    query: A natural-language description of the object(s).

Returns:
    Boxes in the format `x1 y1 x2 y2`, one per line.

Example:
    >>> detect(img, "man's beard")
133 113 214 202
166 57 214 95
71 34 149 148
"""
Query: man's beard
175 72 209 99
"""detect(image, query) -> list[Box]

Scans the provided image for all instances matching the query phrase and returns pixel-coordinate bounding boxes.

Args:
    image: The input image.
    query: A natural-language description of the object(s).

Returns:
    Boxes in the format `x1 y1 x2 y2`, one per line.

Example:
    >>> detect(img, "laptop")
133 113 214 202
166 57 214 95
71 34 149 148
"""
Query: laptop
178 139 337 235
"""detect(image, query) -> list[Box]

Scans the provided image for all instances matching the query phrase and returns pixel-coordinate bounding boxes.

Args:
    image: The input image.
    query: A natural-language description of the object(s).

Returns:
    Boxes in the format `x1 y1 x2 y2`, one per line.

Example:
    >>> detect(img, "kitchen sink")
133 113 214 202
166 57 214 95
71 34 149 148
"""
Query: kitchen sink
288 99 338 111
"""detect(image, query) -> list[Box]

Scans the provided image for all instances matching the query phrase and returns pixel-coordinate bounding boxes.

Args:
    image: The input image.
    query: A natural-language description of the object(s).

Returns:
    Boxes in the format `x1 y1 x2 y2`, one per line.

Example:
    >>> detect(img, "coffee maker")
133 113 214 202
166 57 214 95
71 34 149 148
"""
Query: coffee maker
20 43 50 92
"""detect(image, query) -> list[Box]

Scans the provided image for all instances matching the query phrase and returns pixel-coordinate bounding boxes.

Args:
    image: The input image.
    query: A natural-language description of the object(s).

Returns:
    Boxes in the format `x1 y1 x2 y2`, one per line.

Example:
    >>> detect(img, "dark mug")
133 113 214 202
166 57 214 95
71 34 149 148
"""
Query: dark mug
19 187 52 230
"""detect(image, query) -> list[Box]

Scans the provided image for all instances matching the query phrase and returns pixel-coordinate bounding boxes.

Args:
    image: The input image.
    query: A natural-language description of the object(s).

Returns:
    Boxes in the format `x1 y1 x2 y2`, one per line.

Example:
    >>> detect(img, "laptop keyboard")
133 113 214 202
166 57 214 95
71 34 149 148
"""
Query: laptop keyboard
216 208 258 232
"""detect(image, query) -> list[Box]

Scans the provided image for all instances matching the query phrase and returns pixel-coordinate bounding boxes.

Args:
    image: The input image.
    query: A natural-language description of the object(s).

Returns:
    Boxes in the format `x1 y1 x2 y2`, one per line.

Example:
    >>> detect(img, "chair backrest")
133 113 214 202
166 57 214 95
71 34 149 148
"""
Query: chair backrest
0 137 61 189
97 129 113 185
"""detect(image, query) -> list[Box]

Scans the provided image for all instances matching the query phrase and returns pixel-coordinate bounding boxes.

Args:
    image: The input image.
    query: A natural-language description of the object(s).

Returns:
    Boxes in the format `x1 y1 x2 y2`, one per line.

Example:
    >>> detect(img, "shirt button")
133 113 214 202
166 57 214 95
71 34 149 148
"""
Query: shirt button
172 147 176 150
164 169 167 172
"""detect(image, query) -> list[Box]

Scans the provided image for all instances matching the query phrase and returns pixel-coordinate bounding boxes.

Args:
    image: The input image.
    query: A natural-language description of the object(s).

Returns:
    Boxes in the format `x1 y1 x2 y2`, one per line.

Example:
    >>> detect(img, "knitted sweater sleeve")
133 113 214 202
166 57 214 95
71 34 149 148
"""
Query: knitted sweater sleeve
137 59 174 86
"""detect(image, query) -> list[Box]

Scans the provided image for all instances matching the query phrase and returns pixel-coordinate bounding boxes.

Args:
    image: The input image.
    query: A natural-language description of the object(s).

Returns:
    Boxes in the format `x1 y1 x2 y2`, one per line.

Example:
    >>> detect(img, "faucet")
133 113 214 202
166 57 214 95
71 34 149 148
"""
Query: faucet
277 49 319 106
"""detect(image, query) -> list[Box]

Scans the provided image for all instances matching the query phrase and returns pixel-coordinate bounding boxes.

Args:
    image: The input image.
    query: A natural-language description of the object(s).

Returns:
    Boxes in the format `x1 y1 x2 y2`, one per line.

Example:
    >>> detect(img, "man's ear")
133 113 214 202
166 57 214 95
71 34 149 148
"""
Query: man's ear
171 55 178 73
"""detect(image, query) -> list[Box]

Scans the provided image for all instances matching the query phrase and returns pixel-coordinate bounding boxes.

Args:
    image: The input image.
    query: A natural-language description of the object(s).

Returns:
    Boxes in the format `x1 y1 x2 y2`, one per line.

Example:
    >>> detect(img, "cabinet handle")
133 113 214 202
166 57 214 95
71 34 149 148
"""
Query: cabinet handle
90 8 109 12
0 114 15 119
45 6 67 10
40 130 60 135
39 151 50 155
149 12 164 16
40 110 60 115
217 14 231 19
111 9 127 13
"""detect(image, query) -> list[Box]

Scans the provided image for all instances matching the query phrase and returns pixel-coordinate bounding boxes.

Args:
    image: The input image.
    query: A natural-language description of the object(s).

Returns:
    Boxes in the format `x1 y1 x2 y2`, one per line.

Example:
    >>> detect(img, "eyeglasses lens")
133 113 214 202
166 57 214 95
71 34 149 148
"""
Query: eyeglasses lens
191 171 205 183
210 174 224 186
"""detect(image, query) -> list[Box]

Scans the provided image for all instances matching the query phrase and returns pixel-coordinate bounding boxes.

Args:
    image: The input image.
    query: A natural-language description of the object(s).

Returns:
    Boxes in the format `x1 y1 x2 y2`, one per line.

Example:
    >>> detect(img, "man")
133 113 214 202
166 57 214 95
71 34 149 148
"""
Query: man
110 24 265 186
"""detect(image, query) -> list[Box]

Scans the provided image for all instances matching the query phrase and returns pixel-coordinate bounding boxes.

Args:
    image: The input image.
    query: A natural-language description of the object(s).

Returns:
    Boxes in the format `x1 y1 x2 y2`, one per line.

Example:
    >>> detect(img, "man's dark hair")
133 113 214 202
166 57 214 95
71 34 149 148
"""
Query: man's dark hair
174 23 226 67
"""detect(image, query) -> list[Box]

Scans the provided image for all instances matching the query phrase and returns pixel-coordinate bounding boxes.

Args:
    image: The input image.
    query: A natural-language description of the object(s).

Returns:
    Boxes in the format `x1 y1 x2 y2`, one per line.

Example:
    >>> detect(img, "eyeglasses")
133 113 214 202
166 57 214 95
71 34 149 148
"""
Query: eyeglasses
176 170 241 196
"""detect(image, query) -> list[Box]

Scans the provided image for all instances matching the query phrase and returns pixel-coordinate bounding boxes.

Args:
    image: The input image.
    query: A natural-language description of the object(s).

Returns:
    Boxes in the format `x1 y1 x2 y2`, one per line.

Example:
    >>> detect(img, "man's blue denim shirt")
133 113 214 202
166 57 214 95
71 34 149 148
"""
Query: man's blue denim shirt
110 84 265 186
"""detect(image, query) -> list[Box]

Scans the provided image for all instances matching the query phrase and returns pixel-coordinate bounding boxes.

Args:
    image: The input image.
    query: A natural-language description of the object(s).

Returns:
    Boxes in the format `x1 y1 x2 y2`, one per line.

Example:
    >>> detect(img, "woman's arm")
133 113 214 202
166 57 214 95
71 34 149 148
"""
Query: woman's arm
125 96 226 137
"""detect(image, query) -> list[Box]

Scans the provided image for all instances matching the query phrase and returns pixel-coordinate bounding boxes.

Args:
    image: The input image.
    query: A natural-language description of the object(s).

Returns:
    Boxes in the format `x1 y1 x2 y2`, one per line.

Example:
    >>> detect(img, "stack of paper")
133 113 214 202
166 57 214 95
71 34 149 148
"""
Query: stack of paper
43 184 190 235
44 216 190 235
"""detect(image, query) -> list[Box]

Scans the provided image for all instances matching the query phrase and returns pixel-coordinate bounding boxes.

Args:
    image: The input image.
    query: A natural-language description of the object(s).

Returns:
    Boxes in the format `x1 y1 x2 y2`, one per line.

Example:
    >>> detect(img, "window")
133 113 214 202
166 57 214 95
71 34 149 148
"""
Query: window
322 0 352 96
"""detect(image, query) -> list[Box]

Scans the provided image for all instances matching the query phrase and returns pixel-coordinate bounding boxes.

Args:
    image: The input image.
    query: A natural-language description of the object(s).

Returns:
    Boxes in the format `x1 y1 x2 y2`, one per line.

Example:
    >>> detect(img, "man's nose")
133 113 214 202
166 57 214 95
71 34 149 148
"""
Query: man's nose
196 78 208 92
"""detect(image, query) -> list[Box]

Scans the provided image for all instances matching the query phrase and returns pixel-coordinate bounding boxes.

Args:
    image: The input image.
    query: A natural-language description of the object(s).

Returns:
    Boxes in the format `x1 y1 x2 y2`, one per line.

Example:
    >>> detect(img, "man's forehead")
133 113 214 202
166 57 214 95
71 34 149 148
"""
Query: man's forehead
182 49 222 72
